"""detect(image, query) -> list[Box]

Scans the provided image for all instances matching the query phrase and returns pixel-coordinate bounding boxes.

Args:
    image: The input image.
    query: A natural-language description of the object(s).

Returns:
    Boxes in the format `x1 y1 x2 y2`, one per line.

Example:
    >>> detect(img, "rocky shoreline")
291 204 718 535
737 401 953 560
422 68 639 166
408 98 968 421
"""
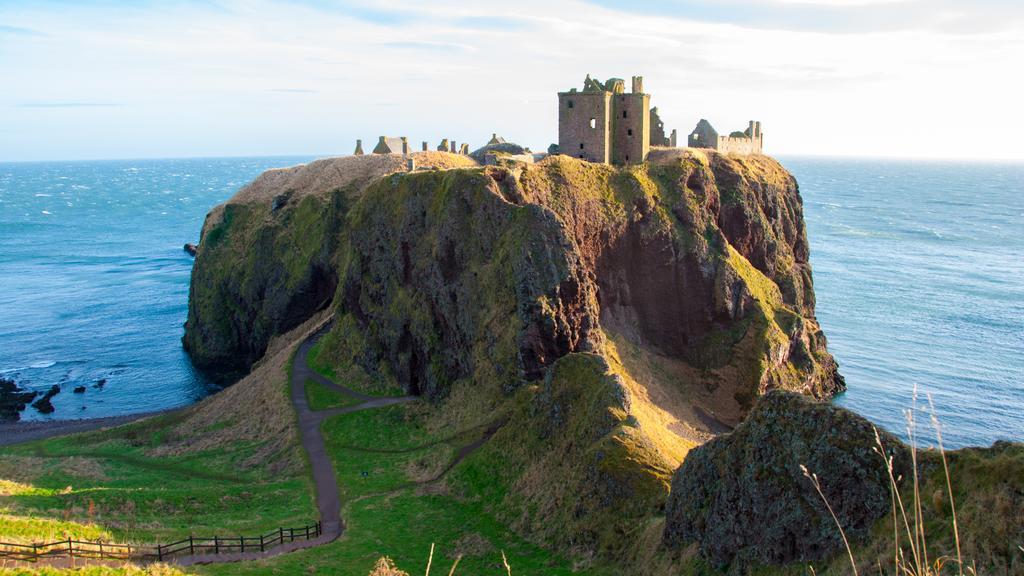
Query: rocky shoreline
0 409 171 446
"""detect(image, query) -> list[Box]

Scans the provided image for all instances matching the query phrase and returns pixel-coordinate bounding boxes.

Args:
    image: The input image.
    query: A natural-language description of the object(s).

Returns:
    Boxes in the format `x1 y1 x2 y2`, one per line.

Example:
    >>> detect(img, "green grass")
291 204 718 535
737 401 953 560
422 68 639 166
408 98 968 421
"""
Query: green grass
192 402 601 576
306 330 404 398
0 418 316 545
304 377 360 411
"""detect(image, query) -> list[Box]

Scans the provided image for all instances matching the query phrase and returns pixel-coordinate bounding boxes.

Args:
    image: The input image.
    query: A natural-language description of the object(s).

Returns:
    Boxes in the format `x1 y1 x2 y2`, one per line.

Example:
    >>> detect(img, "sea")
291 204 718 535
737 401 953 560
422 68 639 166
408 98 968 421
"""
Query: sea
0 156 1021 448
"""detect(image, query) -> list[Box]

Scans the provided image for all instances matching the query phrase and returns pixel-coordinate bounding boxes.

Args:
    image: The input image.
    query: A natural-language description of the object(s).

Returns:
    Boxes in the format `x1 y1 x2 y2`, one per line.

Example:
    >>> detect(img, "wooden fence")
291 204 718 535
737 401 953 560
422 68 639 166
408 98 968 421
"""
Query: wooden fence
0 521 322 563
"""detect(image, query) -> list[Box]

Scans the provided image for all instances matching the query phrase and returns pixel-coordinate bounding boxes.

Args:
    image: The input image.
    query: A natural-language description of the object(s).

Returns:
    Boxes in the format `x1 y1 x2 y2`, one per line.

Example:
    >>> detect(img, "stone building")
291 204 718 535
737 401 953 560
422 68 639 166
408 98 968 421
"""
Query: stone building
688 119 763 155
373 136 409 155
651 107 676 147
558 75 651 165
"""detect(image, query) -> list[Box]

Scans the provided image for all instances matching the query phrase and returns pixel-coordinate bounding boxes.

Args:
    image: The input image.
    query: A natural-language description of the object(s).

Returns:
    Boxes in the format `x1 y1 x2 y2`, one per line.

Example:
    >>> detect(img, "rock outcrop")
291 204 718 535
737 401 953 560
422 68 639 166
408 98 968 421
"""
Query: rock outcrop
663 391 909 568
0 378 38 421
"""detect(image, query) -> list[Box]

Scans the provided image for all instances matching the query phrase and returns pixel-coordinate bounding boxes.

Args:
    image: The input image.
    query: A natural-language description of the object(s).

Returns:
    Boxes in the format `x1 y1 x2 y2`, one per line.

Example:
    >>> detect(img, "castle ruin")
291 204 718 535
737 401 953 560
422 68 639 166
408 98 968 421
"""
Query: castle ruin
558 74 763 164
350 75 763 166
558 75 651 165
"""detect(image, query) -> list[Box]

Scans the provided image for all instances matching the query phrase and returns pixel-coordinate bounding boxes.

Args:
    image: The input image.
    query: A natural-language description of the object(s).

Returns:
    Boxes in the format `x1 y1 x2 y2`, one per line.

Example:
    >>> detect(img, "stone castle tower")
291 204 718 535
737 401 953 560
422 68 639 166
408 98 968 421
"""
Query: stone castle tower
558 75 650 165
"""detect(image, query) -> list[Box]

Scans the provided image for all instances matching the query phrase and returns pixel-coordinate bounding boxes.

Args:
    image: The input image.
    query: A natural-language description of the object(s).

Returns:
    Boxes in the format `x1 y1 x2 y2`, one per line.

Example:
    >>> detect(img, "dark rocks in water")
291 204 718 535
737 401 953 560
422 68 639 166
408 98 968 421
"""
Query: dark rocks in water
663 391 910 568
73 385 86 393
93 378 106 389
184 243 198 256
31 384 61 414
1 377 38 421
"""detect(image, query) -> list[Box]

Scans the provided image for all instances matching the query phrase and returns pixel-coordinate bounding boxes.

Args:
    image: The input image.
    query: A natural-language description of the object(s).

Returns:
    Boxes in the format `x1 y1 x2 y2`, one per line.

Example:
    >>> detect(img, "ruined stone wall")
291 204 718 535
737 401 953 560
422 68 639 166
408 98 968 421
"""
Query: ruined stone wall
716 135 762 155
611 93 650 164
650 108 669 147
558 92 611 164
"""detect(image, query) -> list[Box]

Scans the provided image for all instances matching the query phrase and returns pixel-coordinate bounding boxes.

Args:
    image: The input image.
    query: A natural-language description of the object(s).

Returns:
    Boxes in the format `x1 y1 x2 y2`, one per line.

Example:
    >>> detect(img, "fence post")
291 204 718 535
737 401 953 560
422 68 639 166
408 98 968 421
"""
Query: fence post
33 543 39 562
259 533 265 552
214 535 219 554
240 536 245 553
189 535 194 555
98 541 103 559
157 543 163 562
68 537 73 559
279 527 283 545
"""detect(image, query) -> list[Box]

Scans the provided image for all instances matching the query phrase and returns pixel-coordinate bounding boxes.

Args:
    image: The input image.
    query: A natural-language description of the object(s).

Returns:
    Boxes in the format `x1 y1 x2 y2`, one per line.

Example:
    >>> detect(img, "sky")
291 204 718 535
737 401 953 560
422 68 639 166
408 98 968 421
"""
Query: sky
1 0 1023 161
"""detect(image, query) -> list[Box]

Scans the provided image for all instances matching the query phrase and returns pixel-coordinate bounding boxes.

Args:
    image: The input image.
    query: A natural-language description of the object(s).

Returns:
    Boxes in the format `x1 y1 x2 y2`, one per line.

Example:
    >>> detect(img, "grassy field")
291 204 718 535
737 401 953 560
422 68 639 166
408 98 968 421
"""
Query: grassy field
0 412 316 546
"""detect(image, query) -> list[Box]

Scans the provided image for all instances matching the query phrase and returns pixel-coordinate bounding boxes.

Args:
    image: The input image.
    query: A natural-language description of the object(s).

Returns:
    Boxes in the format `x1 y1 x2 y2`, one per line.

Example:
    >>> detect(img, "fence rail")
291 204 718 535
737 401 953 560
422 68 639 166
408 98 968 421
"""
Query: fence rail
0 521 322 563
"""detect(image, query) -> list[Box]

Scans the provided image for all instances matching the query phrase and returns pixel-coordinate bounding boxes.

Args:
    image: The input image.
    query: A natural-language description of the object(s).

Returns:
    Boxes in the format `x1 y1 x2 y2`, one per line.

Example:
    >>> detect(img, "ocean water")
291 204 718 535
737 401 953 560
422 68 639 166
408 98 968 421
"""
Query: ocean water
0 157 315 421
783 157 1024 448
0 156 1021 447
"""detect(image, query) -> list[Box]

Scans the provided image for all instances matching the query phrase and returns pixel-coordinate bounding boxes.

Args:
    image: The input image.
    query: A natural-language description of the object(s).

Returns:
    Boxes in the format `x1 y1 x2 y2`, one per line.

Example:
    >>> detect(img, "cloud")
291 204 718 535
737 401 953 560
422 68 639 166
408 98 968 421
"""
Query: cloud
583 0 1024 34
14 102 123 108
451 16 536 31
379 40 475 52
1 0 1022 160
0 24 44 35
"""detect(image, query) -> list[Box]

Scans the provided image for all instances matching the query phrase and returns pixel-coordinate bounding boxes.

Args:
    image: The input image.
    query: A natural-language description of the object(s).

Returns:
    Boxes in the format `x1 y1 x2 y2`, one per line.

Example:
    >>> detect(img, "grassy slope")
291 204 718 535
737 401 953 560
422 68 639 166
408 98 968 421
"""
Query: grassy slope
0 319 324 575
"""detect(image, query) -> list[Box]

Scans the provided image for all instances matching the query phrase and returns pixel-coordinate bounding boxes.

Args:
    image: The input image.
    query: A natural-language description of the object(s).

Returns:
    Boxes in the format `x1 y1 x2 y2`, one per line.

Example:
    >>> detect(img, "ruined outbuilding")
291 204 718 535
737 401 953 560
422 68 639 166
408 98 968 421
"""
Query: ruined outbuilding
650 107 677 147
688 119 763 155
373 136 409 155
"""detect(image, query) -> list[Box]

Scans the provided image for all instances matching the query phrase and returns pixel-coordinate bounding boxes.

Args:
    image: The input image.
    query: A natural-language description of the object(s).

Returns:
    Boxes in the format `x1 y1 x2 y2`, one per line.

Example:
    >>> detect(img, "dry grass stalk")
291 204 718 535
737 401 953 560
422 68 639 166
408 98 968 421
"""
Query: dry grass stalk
425 542 435 576
501 550 512 576
800 464 859 576
928 394 962 576
447 555 463 576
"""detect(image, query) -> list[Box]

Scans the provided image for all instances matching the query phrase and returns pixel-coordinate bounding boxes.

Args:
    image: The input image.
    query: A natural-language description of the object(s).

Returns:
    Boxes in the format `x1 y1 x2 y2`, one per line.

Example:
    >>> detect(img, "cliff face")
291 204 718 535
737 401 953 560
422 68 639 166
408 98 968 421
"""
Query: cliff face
184 149 843 559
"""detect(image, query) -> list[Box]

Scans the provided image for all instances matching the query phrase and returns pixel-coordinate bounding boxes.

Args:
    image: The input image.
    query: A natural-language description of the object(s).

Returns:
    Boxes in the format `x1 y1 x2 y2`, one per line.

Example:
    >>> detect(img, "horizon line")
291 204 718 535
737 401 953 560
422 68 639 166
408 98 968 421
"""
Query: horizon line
2 150 1023 165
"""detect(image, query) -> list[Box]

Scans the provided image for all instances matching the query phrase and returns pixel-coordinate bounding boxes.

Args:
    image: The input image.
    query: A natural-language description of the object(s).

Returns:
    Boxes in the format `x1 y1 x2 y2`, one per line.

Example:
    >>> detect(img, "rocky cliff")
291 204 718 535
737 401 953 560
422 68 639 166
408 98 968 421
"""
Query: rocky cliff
184 149 845 561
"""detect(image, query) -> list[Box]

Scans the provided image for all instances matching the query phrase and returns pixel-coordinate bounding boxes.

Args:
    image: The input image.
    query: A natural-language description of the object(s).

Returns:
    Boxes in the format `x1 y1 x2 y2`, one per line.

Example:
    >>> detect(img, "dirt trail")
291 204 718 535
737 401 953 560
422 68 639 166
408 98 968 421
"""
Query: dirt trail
2 327 500 567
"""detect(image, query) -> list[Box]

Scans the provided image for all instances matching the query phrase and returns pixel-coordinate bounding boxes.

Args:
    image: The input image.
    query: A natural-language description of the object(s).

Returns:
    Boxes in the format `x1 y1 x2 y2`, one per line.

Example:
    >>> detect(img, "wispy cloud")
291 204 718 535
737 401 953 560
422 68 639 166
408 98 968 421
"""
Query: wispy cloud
584 0 1024 34
268 88 317 93
380 40 475 52
0 24 44 36
14 102 123 108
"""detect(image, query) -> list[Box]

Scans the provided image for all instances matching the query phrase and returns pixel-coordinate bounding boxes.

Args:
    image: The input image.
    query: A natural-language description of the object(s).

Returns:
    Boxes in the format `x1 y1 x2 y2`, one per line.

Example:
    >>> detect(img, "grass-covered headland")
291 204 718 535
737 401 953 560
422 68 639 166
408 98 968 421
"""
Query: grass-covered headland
3 152 1020 575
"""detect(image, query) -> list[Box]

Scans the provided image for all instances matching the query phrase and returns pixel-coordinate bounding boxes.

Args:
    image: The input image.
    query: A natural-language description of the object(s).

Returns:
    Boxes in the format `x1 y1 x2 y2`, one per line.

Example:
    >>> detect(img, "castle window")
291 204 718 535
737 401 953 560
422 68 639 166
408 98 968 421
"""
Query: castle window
628 129 633 136
625 155 630 162
568 100 574 108
580 143 585 149
589 118 596 129
623 110 628 118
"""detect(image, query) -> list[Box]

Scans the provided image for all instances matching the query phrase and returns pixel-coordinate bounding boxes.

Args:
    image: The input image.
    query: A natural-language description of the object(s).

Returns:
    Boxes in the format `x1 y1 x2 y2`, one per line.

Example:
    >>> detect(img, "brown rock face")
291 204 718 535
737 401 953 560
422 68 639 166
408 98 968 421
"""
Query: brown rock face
186 151 842 410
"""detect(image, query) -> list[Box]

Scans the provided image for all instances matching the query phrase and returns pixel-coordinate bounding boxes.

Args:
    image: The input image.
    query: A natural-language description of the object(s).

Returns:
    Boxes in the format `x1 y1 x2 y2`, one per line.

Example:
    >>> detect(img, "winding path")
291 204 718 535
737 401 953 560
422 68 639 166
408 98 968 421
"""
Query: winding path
175 327 417 565
4 327 500 567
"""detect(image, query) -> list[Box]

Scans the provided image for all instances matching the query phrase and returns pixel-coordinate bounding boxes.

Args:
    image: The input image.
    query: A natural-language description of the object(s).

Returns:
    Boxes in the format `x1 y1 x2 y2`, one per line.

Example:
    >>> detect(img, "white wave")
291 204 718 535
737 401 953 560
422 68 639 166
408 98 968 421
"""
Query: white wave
30 360 56 369
41 210 52 215
35 193 51 197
